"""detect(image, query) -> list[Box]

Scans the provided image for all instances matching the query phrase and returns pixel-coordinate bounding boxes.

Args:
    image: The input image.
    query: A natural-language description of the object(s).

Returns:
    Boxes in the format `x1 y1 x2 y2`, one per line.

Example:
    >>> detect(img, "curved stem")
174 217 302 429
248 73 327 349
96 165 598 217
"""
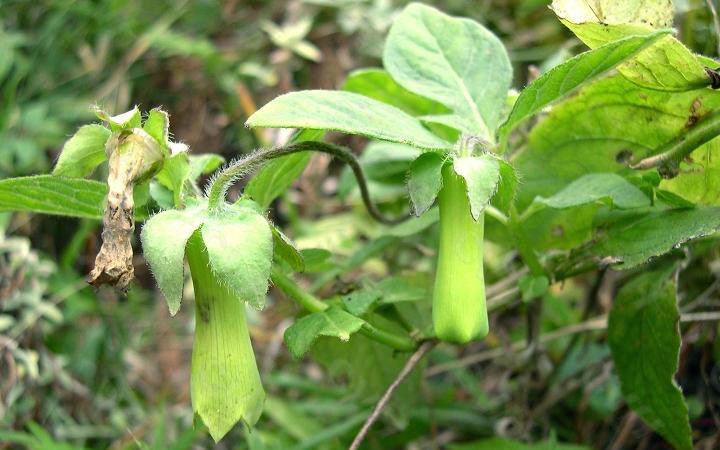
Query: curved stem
206 141 409 225
630 109 720 177
270 267 417 352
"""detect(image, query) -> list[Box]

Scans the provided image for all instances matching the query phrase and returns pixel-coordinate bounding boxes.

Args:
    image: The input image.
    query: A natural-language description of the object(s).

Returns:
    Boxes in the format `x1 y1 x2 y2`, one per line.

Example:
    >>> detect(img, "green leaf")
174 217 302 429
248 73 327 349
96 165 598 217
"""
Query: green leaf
453 155 501 221
342 68 446 116
142 108 170 149
551 1 706 92
271 224 304 272
383 3 512 140
52 124 111 178
189 154 225 180
94 105 142 131
284 306 365 358
592 207 720 268
155 152 191 207
140 207 205 315
246 90 451 150
501 31 669 138
493 159 518 213
300 248 334 273
0 175 106 219
608 266 692 450
407 152 445 216
342 289 382 316
534 173 650 211
201 207 273 309
660 137 720 205
450 437 591 450
515 74 720 208
245 129 323 210
519 275 550 302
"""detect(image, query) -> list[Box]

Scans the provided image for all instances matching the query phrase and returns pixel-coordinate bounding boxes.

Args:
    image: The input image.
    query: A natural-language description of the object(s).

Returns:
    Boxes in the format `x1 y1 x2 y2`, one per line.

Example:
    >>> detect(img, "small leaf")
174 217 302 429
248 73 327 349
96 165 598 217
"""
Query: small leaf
142 108 170 149
453 155 501 221
300 248 334 272
407 152 445 216
284 306 365 358
53 124 111 178
518 274 550 302
609 265 693 450
534 173 650 210
342 289 382 316
201 208 273 309
141 207 205 315
271 224 304 272
94 105 141 131
155 152 190 207
593 206 720 268
501 31 670 138
0 175 106 219
246 90 451 150
189 154 225 180
384 3 512 140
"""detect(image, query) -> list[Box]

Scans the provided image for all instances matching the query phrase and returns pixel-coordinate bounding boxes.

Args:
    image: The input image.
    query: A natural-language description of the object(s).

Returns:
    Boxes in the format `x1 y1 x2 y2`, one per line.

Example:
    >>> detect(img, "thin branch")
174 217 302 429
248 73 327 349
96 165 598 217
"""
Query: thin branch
348 341 437 450
629 109 720 177
206 141 409 225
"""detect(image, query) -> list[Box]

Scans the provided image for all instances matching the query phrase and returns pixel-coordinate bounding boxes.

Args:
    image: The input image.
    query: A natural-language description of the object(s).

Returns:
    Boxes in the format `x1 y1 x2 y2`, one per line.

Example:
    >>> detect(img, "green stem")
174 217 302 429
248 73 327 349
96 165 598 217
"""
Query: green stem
630 109 720 177
270 268 417 352
206 141 408 224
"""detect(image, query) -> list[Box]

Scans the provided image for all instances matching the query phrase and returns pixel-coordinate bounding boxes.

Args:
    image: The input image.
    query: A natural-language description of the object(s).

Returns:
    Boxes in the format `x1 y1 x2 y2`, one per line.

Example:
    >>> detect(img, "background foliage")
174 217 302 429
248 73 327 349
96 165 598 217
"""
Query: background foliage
2 1 720 449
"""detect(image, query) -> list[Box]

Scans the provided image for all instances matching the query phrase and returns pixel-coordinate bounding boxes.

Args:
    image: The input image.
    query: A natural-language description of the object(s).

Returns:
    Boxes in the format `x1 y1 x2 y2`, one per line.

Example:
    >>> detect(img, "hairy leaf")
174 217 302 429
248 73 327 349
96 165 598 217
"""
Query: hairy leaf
141 207 205 315
246 90 451 150
284 306 365 358
407 152 445 216
384 3 512 139
155 152 190 207
453 155 501 221
271 224 304 272
142 108 170 150
608 266 692 450
202 207 273 309
52 124 111 178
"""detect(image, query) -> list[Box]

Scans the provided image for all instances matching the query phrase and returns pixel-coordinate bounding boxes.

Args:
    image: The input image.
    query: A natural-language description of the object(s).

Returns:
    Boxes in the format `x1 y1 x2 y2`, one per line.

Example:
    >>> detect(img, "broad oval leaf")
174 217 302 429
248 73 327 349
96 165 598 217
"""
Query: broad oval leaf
608 266 693 450
453 155 501 221
201 207 273 309
407 152 445 216
53 124 111 178
246 90 451 150
501 31 670 138
140 206 205 315
284 306 365 358
384 3 512 140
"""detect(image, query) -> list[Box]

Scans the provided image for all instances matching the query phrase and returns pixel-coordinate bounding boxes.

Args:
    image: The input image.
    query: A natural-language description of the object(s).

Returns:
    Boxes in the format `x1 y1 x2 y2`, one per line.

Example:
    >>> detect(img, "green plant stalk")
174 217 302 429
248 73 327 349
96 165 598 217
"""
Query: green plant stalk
186 232 265 442
630 109 720 177
432 164 488 344
270 268 417 352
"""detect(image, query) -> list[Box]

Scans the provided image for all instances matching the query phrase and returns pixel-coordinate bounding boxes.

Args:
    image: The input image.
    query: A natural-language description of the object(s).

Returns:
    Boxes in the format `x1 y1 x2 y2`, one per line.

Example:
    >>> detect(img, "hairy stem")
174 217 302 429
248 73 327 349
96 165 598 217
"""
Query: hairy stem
630 109 720 177
270 268 417 352
207 141 409 225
